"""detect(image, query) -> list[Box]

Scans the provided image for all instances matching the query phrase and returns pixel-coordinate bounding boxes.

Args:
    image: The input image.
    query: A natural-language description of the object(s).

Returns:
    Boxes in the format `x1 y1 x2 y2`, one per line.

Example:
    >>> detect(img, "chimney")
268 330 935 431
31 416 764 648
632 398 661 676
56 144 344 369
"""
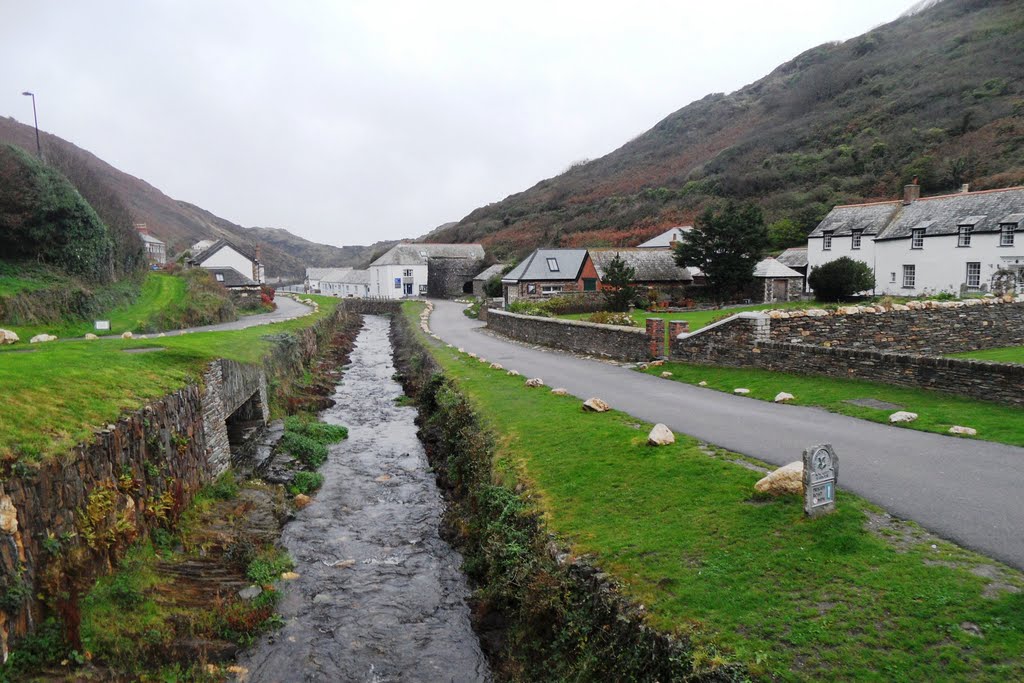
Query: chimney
903 176 920 205
134 222 149 235
254 244 262 262
961 183 970 194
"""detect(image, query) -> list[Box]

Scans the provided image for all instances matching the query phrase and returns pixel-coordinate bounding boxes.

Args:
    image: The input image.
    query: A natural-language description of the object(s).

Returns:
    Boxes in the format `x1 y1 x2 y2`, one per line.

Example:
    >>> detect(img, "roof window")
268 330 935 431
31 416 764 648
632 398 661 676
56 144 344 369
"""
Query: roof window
546 257 559 272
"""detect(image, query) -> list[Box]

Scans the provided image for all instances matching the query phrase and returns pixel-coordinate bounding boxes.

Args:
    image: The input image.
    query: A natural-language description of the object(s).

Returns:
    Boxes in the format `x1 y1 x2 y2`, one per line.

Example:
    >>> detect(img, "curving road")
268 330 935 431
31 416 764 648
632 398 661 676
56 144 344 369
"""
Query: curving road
428 299 1024 571
134 295 313 338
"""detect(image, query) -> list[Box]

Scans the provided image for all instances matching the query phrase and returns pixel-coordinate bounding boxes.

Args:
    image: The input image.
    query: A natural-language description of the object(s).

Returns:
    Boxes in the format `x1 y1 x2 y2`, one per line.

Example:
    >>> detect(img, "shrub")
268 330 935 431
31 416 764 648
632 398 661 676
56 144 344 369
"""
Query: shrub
288 471 324 495
277 432 328 469
587 311 637 326
808 257 876 301
283 415 348 445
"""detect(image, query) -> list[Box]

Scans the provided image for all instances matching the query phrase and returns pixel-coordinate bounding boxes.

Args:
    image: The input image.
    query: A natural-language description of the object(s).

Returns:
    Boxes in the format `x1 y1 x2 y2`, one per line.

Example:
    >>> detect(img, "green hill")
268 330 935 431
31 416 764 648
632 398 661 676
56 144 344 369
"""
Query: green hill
428 0 1024 257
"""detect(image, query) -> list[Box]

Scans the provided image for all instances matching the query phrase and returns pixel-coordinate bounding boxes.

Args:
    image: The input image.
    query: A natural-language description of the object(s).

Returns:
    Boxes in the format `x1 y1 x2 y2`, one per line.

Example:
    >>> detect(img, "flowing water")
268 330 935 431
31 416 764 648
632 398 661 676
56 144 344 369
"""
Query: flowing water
239 315 490 682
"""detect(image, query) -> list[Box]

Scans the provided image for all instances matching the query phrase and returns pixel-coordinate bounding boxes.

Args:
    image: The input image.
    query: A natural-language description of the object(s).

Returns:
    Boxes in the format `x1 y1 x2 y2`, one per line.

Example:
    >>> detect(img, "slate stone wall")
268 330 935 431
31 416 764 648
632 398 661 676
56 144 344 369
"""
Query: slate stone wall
338 299 403 316
487 309 650 361
427 258 483 298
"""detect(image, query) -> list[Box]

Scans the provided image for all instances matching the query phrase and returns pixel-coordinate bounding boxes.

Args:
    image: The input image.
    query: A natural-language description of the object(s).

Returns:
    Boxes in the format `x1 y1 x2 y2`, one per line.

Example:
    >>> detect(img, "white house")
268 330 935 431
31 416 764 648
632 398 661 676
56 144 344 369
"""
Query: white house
306 267 371 297
189 239 265 285
135 224 166 265
637 226 693 248
369 243 484 299
808 184 1024 296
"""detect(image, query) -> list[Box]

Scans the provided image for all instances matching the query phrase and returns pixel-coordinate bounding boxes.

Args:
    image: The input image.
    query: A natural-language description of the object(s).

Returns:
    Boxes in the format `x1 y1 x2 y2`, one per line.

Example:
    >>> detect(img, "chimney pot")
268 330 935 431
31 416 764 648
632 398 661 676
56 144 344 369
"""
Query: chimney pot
903 182 921 205
961 183 970 194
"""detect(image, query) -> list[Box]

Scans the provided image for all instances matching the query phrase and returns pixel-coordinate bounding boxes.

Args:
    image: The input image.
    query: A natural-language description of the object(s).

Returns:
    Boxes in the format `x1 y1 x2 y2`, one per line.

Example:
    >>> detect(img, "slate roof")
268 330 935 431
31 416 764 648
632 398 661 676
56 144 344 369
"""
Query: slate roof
502 249 589 283
204 266 257 287
809 187 1024 242
190 239 257 265
340 269 370 285
472 264 505 281
753 257 803 279
776 246 808 268
589 248 692 283
138 232 164 246
637 226 693 248
306 267 346 281
370 243 484 267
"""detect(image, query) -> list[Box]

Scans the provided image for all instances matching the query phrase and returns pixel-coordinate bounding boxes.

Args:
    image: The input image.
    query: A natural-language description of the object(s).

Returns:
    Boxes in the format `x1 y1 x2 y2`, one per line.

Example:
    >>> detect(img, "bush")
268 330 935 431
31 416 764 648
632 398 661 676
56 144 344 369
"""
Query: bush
587 311 637 326
283 415 348 444
288 471 324 495
277 432 328 469
808 257 876 301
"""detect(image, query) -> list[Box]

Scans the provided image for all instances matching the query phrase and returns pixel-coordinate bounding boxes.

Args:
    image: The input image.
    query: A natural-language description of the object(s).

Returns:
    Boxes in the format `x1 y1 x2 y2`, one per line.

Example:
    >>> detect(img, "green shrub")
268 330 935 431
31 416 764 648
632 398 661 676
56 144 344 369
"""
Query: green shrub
587 311 637 326
206 471 239 501
277 432 328 469
808 256 876 301
246 549 294 585
288 471 324 495
284 415 348 445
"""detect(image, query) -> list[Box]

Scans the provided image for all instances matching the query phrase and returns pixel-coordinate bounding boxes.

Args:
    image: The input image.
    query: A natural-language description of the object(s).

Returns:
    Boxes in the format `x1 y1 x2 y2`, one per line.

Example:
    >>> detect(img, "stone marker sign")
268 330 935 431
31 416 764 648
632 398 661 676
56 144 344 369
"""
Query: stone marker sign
95 320 110 331
802 443 838 517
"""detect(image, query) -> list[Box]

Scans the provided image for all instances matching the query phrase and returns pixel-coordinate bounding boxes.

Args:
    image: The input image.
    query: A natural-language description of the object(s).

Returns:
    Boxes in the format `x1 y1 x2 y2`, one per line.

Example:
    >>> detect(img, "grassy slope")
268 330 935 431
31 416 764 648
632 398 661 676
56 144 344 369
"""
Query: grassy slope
0 295 338 461
953 345 1024 364
408 303 1024 680
561 300 812 330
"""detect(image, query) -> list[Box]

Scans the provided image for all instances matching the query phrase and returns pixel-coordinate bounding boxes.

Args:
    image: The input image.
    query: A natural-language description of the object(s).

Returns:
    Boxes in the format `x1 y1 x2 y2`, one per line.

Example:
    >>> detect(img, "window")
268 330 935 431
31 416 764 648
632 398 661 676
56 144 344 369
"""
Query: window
911 228 925 249
966 262 981 289
419 284 428 295
403 269 413 277
526 283 537 295
546 258 559 272
902 264 916 289
1001 225 1016 247
890 272 896 283
215 273 224 282
541 285 563 296
583 278 597 292
851 230 862 250
958 225 972 247
822 232 833 250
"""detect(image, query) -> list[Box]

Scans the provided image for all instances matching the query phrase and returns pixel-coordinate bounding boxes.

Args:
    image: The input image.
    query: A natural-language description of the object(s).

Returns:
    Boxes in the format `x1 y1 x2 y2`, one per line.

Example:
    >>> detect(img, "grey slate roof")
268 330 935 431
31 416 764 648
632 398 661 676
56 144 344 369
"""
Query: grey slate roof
139 232 164 246
753 257 802 279
340 269 370 285
472 264 505 281
809 188 1024 242
589 248 692 283
502 249 589 283
636 226 693 248
371 243 484 266
776 246 808 268
190 239 257 265
306 267 349 282
204 266 257 287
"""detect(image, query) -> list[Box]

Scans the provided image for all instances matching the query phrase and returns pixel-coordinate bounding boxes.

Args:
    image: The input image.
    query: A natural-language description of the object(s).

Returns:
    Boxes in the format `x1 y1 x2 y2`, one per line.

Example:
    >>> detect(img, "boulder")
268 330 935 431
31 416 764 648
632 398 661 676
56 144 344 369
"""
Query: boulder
889 411 918 423
637 363 648 370
733 388 750 395
647 423 675 446
774 392 795 403
29 334 57 344
949 425 977 436
525 378 545 388
457 347 465 353
660 371 673 378
698 380 708 387
754 461 804 496
0 495 18 534
551 388 569 396
582 398 610 413
489 363 504 370
507 370 520 377
83 333 98 340
0 329 18 345
238 585 262 600
121 331 133 339
478 357 488 363
280 571 300 580
294 493 312 509
467 352 478 359
649 360 664 367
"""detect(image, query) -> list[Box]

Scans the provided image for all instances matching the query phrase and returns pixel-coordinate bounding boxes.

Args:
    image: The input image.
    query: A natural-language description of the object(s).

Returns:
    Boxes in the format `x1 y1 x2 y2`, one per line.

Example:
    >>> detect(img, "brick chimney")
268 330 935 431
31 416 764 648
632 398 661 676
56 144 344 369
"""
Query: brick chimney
961 183 970 194
134 222 149 235
903 176 920 205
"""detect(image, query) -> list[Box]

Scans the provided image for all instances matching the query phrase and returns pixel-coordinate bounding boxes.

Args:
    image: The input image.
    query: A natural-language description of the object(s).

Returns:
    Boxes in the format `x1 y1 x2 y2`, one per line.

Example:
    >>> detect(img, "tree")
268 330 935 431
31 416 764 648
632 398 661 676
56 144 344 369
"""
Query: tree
768 218 807 250
601 253 638 312
483 274 503 298
673 201 769 302
807 257 875 301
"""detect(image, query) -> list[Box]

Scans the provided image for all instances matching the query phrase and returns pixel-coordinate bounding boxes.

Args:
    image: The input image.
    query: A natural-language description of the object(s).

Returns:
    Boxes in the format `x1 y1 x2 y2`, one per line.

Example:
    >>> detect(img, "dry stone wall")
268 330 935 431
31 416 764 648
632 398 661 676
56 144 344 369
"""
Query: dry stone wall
487 309 650 361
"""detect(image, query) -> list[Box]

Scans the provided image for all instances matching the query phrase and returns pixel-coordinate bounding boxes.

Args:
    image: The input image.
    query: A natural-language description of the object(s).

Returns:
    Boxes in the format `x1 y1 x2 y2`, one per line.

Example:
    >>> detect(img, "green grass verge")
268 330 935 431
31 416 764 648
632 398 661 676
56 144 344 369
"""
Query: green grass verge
952 345 1024 365
639 362 1024 447
559 300 813 331
406 302 1024 680
0 295 338 461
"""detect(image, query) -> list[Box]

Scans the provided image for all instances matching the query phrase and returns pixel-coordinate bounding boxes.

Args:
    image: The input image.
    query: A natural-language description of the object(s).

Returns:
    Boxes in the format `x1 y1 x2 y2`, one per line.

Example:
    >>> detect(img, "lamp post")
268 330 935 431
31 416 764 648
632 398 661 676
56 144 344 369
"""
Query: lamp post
21 91 41 159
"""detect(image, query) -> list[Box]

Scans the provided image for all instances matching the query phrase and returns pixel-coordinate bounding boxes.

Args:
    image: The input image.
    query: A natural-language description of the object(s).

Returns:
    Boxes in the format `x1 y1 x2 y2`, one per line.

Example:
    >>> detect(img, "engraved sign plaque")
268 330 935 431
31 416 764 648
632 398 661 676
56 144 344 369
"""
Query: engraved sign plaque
803 444 838 517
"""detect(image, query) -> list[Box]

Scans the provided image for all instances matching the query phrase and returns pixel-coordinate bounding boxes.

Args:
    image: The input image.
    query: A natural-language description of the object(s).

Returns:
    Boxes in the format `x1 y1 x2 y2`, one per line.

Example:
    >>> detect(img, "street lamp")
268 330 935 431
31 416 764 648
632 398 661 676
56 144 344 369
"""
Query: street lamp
21 91 41 159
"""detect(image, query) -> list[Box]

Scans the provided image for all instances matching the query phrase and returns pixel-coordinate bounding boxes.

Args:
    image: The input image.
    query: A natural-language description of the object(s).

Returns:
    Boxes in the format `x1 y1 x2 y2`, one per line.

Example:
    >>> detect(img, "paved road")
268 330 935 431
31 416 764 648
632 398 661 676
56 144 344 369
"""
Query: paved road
134 295 313 338
428 299 1024 570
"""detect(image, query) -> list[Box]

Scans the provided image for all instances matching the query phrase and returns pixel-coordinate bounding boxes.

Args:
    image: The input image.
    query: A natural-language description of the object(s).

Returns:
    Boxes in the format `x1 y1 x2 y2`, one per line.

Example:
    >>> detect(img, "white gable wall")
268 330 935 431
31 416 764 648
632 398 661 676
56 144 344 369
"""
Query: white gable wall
370 264 427 299
202 245 262 284
807 233 879 293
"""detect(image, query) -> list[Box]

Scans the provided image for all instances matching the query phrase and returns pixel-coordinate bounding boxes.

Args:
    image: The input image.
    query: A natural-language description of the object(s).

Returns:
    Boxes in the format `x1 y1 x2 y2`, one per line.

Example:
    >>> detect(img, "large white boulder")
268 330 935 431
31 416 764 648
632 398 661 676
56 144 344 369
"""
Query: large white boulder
582 398 610 413
647 423 675 446
551 388 569 396
121 331 133 339
733 388 750 395
29 334 57 344
525 378 545 388
949 425 977 436
0 329 19 345
774 392 795 403
754 461 803 496
84 333 98 340
889 411 918 423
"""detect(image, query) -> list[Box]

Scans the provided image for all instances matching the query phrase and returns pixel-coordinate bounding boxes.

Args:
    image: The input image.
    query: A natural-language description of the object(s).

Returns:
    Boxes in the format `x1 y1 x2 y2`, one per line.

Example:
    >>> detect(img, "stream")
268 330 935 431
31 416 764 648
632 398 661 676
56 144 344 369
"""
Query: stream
238 315 490 682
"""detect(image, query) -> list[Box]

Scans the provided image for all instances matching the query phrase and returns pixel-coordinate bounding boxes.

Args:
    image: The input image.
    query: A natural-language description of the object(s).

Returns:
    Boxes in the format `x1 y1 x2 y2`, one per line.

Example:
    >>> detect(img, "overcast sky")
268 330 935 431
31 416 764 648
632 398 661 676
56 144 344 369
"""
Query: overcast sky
1 1 913 247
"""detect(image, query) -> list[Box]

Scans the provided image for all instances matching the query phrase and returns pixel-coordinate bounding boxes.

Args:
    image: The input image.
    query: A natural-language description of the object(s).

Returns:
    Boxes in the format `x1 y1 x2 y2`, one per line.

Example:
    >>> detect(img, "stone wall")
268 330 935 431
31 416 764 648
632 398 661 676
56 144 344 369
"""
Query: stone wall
487 309 651 361
201 359 269 475
427 258 483 298
337 299 403 316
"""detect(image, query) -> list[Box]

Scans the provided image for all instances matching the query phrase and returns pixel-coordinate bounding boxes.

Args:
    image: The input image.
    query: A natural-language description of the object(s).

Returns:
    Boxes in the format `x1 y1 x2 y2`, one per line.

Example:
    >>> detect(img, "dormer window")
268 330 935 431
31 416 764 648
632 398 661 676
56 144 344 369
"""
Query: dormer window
958 226 972 247
822 232 833 250
1001 225 1016 247
546 257 559 272
851 230 862 250
911 228 925 249
215 273 224 282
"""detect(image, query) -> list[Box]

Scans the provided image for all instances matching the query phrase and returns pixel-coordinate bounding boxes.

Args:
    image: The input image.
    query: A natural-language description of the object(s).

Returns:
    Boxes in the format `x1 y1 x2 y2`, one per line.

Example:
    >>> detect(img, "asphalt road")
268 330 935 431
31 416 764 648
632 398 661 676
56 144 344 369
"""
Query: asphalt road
135 295 313 338
428 299 1024 570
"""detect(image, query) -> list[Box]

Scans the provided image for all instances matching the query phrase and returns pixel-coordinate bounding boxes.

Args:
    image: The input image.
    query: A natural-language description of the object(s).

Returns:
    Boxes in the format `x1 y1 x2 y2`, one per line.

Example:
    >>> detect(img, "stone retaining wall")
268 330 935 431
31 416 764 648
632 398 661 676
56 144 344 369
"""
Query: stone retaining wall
487 309 650 361
338 299 403 316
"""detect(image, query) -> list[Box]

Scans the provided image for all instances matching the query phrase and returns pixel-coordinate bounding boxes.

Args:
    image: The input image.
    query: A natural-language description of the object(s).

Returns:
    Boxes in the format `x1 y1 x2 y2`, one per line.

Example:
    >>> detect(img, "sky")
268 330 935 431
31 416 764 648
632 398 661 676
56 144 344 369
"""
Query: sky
1 1 914 247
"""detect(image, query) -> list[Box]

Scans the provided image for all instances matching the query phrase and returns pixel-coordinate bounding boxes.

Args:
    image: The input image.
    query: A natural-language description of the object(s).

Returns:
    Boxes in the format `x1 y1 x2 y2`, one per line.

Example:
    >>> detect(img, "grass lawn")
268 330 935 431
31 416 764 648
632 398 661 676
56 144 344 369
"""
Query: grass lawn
952 345 1024 365
0 295 338 462
560 300 813 331
637 362 1024 448
5 272 189 340
408 303 1024 680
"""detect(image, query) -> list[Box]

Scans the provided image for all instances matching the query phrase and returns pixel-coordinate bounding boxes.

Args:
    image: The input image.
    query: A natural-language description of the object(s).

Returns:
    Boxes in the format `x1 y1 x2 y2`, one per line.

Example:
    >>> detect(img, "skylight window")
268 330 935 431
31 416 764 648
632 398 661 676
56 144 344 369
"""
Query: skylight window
546 258 559 272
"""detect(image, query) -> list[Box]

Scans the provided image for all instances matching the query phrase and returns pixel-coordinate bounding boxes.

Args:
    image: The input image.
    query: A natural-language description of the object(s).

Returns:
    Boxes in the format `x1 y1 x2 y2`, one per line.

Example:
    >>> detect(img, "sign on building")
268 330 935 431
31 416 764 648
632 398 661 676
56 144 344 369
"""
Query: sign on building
803 443 838 517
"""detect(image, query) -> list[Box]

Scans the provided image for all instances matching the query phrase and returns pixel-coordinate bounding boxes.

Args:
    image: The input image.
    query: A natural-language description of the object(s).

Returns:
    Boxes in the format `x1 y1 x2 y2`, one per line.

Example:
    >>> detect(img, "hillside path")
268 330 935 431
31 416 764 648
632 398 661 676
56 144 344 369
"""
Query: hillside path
133 295 313 338
428 299 1024 571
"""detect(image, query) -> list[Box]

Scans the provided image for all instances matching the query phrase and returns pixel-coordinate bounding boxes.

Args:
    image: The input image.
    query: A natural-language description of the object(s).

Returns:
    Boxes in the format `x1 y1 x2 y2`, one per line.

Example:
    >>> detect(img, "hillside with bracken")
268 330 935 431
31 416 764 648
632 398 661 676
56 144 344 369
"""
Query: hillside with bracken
426 0 1024 259
0 117 386 278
